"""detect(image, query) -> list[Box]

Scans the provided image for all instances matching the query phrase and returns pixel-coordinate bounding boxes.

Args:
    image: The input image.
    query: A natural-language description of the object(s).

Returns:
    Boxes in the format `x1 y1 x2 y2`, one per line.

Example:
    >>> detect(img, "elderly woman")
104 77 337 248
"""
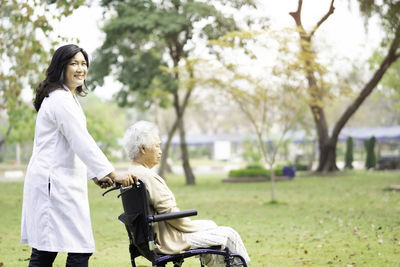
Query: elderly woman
122 121 250 266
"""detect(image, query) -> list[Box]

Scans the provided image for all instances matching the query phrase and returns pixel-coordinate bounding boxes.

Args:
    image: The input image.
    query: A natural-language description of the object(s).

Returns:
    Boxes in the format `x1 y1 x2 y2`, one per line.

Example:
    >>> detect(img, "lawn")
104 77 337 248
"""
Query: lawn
0 170 399 266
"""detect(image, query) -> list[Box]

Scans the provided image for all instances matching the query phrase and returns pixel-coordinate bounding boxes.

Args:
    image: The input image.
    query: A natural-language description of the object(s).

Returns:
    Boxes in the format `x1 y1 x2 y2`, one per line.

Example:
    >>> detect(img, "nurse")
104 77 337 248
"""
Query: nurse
20 44 136 267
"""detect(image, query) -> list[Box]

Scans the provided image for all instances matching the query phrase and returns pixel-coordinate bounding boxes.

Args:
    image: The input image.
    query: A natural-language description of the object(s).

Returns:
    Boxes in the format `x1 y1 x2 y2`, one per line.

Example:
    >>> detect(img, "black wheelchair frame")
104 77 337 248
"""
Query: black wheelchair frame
103 180 248 267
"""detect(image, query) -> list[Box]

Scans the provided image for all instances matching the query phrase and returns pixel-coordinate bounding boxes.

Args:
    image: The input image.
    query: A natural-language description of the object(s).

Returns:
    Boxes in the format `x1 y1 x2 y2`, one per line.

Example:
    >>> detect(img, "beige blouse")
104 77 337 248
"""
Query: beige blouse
128 164 199 254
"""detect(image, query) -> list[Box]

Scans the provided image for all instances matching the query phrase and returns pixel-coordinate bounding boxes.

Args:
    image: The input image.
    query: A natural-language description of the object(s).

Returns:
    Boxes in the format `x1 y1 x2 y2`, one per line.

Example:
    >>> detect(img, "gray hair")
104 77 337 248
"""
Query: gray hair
123 120 160 160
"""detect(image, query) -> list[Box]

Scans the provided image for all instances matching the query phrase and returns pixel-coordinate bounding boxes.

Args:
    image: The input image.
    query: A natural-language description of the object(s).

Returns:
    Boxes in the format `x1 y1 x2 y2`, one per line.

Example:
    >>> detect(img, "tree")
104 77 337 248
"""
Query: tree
289 0 400 172
0 0 85 150
91 0 256 184
206 31 304 202
222 75 301 202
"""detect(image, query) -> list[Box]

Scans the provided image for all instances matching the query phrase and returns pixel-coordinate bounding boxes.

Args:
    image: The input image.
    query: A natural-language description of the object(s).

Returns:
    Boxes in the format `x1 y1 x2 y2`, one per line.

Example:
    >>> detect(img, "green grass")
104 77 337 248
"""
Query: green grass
1 170 400 266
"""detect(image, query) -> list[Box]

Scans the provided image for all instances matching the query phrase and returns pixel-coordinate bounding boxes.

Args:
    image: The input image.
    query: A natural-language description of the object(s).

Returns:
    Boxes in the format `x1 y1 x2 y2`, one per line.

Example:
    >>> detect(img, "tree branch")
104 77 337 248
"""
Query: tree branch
289 0 303 27
310 0 335 38
331 31 400 140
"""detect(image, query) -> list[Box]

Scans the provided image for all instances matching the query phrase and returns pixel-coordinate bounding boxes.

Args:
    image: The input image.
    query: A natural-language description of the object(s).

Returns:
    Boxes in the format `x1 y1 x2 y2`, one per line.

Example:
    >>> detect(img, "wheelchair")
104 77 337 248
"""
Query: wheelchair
103 180 248 267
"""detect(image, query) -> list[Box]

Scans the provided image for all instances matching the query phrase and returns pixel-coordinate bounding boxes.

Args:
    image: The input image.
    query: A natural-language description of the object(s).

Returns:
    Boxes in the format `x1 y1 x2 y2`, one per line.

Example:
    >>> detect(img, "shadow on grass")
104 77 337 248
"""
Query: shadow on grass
296 169 362 178
264 200 288 206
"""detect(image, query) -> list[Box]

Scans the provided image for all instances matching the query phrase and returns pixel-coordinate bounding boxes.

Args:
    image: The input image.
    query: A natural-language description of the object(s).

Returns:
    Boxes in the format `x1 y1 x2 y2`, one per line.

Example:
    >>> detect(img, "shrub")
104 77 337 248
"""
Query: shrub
345 137 354 169
274 166 283 176
293 163 308 171
229 168 270 178
245 163 264 169
364 136 376 170
228 165 283 178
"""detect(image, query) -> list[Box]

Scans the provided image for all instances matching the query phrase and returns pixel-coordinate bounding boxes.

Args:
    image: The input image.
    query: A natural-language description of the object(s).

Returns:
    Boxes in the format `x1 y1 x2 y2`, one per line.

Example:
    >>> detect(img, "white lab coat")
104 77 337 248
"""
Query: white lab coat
20 87 114 253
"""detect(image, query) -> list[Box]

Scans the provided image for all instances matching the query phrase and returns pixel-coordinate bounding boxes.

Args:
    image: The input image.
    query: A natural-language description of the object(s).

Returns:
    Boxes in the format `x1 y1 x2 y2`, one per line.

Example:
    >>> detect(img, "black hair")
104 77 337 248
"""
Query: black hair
33 44 90 112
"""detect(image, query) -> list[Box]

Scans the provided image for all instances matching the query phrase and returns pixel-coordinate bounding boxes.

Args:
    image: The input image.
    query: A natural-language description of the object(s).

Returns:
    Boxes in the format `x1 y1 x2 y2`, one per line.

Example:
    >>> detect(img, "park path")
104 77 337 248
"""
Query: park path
0 169 128 182
0 170 25 181
0 164 236 182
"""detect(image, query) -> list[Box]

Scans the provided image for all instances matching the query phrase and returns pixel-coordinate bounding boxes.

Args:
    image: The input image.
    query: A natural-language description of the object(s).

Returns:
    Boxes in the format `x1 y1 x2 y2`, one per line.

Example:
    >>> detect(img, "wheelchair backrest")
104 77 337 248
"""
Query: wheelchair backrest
119 180 157 261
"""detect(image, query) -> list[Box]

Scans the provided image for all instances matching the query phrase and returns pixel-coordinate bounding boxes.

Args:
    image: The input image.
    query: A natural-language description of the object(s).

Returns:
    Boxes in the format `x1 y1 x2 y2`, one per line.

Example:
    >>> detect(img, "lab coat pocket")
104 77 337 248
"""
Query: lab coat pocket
49 167 87 210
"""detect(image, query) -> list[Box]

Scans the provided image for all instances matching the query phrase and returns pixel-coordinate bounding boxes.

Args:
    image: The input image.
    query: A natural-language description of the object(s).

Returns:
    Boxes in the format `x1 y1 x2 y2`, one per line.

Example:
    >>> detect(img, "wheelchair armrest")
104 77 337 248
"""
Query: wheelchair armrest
149 209 197 222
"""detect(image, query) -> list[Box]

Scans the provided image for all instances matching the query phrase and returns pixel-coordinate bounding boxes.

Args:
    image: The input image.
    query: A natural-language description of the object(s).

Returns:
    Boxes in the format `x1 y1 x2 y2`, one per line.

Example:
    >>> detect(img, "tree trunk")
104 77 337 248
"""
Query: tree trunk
168 42 196 184
172 89 196 185
312 106 339 172
317 137 339 172
269 162 276 202
0 125 12 155
0 138 5 153
158 119 179 178
290 0 339 173
178 116 195 185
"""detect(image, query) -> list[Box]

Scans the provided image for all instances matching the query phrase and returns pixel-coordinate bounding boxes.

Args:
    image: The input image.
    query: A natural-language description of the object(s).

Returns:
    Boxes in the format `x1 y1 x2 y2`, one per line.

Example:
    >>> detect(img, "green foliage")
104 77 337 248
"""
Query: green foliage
369 51 400 113
91 0 256 108
6 103 35 144
208 28 302 198
81 94 126 160
188 146 212 159
245 162 264 169
92 0 259 184
229 167 270 178
364 136 377 169
293 163 308 171
345 137 354 169
369 50 400 90
356 0 400 42
241 138 262 164
228 164 283 178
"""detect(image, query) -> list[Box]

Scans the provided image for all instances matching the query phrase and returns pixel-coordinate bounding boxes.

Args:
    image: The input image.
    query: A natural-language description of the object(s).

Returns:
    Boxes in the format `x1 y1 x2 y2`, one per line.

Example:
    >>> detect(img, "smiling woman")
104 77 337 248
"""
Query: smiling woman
21 44 136 267
33 45 92 112
63 52 88 94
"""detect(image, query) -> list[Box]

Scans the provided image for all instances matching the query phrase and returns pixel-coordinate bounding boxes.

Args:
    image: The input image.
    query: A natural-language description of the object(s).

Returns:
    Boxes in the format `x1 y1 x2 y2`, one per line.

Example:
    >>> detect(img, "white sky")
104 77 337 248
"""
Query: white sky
23 0 382 101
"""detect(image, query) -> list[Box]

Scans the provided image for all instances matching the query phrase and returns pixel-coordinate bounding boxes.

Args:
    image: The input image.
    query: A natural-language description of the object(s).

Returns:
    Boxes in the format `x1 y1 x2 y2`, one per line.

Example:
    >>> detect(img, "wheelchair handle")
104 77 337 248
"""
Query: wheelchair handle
149 209 198 222
102 181 141 197
102 182 122 196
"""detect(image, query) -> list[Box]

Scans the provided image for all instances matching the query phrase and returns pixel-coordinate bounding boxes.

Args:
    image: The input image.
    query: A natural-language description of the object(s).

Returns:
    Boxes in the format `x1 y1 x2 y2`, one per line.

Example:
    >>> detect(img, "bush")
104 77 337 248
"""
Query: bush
274 166 283 176
229 168 270 178
364 136 376 169
245 163 264 169
345 137 354 169
293 163 308 171
229 165 283 178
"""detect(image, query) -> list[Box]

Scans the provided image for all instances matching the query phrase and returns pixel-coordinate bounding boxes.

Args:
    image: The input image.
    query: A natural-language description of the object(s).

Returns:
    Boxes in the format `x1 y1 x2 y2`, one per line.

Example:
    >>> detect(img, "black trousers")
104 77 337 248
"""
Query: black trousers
29 248 92 267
